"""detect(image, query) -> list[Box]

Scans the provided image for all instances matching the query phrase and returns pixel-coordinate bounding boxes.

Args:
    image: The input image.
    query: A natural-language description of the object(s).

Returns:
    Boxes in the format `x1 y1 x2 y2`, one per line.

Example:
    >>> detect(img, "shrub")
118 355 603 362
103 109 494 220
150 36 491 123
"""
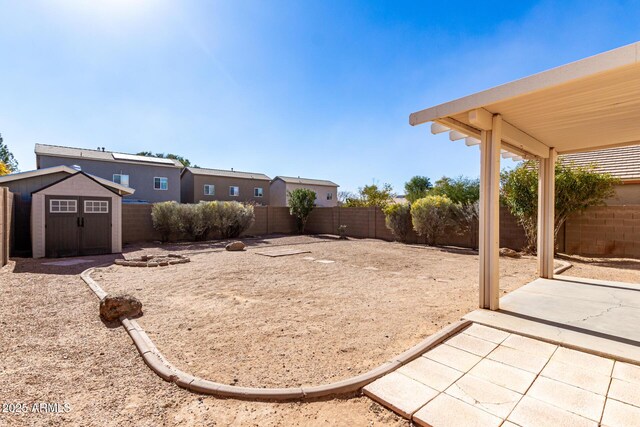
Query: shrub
383 203 412 243
151 201 179 242
452 201 479 249
411 195 454 246
208 201 255 239
177 204 210 241
288 188 316 233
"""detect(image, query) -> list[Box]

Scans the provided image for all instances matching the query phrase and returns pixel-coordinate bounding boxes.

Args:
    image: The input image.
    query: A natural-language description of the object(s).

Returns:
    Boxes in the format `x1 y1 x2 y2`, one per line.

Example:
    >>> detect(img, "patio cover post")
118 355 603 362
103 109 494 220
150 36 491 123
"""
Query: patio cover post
479 114 502 310
538 148 557 278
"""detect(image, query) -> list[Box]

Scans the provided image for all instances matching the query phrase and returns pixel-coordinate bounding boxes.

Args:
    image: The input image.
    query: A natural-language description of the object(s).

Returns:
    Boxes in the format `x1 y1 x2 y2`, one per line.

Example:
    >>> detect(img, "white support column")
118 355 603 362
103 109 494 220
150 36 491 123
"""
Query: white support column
479 115 502 310
538 148 557 278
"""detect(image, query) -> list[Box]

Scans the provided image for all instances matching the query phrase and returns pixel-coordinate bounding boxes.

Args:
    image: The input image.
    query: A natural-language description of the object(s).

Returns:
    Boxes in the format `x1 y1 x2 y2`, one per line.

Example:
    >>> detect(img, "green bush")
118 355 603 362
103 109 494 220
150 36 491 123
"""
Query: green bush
383 203 412 242
287 188 316 233
177 203 210 241
208 201 255 239
410 195 454 246
151 201 179 242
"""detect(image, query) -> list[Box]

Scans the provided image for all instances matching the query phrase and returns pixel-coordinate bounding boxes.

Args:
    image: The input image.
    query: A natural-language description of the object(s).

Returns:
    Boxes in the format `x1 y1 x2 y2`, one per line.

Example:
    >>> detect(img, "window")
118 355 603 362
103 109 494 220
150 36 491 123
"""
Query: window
327 192 333 201
229 186 240 196
113 174 130 187
84 200 109 213
50 199 77 213
254 187 263 197
154 177 168 190
204 184 215 196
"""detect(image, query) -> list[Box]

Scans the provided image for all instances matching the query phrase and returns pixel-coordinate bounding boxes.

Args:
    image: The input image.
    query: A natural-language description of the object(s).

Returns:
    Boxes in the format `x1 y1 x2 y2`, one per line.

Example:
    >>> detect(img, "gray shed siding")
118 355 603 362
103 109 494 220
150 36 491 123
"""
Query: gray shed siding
37 155 181 203
1 172 70 201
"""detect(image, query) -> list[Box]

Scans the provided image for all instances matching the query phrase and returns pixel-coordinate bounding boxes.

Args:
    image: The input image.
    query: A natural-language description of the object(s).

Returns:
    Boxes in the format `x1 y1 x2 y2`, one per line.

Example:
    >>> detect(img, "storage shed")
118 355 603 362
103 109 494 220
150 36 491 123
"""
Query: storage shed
31 171 132 258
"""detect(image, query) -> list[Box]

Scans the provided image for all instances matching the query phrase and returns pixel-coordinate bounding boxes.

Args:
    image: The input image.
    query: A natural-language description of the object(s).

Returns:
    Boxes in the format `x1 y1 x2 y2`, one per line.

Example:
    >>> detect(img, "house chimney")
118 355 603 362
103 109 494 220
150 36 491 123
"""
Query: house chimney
231 167 234 172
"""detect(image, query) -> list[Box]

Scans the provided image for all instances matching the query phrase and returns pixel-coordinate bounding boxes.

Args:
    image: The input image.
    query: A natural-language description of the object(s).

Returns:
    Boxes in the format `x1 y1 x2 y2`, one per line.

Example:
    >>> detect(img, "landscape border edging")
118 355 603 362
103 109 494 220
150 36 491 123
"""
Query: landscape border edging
80 266 470 401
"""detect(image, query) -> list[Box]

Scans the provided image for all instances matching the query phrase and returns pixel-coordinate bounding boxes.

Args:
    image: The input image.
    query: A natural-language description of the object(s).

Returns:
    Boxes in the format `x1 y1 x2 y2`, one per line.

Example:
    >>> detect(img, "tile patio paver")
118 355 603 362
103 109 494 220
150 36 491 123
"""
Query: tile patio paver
362 371 438 418
526 376 606 422
468 358 536 394
486 345 549 374
397 357 463 392
422 343 482 373
445 332 498 357
462 323 510 344
539 359 611 395
612 361 640 385
445 373 522 419
413 393 503 427
601 398 640 427
550 347 614 376
508 396 597 427
607 378 640 408
500 334 557 358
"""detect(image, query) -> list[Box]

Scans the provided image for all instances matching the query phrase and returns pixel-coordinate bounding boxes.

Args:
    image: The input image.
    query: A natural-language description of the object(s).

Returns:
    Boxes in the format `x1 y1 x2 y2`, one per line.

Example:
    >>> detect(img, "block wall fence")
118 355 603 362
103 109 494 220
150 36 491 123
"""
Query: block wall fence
121 203 640 258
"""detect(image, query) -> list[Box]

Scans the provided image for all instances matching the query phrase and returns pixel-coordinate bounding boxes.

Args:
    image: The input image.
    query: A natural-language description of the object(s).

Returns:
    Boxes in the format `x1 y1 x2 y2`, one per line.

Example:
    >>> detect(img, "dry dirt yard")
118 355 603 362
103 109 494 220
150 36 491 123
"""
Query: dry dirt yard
3 234 638 426
94 235 539 389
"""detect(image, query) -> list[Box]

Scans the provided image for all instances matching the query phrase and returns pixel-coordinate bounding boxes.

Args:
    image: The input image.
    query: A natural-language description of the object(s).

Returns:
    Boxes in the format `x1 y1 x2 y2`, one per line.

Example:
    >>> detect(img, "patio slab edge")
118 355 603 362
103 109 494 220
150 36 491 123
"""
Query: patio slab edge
80 266 470 401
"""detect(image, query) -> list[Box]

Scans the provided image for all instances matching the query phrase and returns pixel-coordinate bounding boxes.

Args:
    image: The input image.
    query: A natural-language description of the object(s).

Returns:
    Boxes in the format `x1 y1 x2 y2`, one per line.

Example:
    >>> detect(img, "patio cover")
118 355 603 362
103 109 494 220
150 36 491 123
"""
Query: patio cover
409 41 640 310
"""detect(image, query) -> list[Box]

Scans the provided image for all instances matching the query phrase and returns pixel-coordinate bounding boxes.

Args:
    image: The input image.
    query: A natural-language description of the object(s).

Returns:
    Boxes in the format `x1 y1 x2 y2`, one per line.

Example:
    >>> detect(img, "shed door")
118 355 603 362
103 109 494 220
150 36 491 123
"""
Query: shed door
80 197 112 255
45 196 80 258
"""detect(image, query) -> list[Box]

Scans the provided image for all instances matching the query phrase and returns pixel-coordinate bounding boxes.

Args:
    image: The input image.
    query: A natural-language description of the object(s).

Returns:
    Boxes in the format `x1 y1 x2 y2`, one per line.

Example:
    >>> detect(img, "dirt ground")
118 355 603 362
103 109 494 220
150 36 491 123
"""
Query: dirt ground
2 234 638 426
94 236 538 389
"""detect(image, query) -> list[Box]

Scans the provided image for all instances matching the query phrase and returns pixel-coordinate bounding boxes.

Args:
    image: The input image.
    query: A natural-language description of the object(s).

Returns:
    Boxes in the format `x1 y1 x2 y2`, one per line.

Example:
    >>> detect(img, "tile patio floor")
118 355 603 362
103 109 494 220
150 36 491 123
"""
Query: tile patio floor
364 324 640 426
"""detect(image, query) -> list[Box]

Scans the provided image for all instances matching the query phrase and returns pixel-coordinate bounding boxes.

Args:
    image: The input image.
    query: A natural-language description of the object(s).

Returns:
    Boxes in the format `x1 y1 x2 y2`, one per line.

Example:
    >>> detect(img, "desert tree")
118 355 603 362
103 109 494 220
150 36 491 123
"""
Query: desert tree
287 188 316 233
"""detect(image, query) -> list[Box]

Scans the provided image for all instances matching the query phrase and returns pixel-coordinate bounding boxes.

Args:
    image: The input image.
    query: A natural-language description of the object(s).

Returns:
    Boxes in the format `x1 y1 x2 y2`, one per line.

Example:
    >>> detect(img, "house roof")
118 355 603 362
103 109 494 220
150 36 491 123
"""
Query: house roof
35 143 183 168
185 167 271 181
0 165 135 195
410 41 640 156
273 176 338 187
560 144 640 181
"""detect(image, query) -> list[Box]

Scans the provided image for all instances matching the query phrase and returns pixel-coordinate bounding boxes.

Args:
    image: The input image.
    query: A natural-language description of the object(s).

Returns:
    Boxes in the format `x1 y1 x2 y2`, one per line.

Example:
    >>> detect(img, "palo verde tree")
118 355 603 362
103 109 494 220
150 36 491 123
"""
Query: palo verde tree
0 134 18 173
410 195 455 246
431 176 480 205
383 203 412 243
343 183 395 208
501 160 618 253
288 188 316 233
404 176 432 203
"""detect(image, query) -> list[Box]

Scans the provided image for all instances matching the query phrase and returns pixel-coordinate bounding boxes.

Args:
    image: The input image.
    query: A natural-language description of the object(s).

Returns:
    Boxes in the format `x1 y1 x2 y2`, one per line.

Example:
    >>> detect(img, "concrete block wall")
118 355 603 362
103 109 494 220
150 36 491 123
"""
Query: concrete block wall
563 205 640 257
122 204 161 244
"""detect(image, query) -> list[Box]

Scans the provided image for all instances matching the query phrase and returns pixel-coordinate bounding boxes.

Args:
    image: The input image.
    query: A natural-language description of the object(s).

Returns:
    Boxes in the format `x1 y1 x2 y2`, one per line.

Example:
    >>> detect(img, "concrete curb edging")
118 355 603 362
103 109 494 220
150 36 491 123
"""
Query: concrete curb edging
554 259 573 275
81 266 470 401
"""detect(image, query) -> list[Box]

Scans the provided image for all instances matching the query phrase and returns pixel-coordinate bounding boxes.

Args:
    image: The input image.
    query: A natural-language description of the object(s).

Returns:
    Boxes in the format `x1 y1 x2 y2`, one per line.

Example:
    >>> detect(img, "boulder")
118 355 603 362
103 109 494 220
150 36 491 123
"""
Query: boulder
499 247 522 259
225 241 246 251
100 294 143 321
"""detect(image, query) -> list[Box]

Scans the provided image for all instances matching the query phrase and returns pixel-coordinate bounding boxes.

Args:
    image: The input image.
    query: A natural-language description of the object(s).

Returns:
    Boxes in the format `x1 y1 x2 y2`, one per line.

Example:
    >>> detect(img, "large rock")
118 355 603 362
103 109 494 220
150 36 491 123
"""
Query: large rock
225 241 246 251
100 294 142 321
499 247 522 259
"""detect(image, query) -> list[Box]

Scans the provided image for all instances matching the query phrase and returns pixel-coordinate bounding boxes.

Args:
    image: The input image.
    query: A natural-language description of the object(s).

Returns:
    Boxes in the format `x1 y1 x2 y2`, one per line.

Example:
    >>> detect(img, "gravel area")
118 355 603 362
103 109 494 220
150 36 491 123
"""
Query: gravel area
94 235 539 389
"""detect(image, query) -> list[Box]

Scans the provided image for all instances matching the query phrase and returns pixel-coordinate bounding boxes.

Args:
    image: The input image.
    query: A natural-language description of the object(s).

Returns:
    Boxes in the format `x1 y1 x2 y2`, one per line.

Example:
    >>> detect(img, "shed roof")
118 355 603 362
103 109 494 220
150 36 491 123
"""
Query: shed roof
0 165 135 195
410 42 640 155
185 167 271 181
35 144 183 168
560 144 640 181
272 176 338 187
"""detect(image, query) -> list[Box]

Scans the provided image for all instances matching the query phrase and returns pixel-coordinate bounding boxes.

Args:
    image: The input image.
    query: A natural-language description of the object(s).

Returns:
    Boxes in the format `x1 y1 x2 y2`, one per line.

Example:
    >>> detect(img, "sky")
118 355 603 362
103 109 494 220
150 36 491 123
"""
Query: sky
1 1 640 194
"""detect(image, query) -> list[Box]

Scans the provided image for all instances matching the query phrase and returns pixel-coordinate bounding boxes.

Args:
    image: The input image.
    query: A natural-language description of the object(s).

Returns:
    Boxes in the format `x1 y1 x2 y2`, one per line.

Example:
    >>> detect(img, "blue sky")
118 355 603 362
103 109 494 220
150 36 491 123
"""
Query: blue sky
1 1 640 193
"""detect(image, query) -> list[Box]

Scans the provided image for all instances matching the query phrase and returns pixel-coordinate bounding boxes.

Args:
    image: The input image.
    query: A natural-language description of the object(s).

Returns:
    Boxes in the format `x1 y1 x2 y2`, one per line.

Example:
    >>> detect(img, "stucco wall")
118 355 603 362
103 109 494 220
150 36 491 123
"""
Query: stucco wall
606 183 640 205
185 172 271 205
37 155 181 203
269 181 338 207
31 174 122 258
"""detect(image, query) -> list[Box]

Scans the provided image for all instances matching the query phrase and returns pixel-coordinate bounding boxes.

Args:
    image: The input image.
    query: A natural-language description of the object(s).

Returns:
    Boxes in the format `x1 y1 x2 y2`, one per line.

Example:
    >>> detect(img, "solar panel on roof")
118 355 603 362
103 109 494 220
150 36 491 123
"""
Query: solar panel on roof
112 152 176 165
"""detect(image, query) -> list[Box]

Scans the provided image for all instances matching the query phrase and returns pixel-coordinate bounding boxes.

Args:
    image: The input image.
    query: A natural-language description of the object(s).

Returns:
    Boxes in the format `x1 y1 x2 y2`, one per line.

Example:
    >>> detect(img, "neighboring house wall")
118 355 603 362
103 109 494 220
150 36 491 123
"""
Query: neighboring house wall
270 181 338 207
184 172 271 205
180 170 195 203
0 187 12 267
31 174 122 258
37 155 180 203
606 183 640 205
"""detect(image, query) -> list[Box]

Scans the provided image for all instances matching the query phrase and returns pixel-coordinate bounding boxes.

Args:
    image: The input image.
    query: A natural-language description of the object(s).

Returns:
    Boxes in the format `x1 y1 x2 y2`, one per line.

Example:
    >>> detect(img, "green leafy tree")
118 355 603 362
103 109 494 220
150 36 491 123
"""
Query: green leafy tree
0 134 18 172
431 176 479 204
404 176 432 203
343 183 395 208
288 188 316 233
501 160 618 252
411 195 454 246
137 151 198 168
383 203 412 243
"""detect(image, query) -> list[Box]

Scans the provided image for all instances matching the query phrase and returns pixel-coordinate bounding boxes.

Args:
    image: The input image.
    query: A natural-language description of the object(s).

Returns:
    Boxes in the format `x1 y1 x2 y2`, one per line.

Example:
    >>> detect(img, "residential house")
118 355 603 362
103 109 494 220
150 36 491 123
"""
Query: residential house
35 143 182 203
270 176 338 207
180 167 271 205
560 144 640 205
